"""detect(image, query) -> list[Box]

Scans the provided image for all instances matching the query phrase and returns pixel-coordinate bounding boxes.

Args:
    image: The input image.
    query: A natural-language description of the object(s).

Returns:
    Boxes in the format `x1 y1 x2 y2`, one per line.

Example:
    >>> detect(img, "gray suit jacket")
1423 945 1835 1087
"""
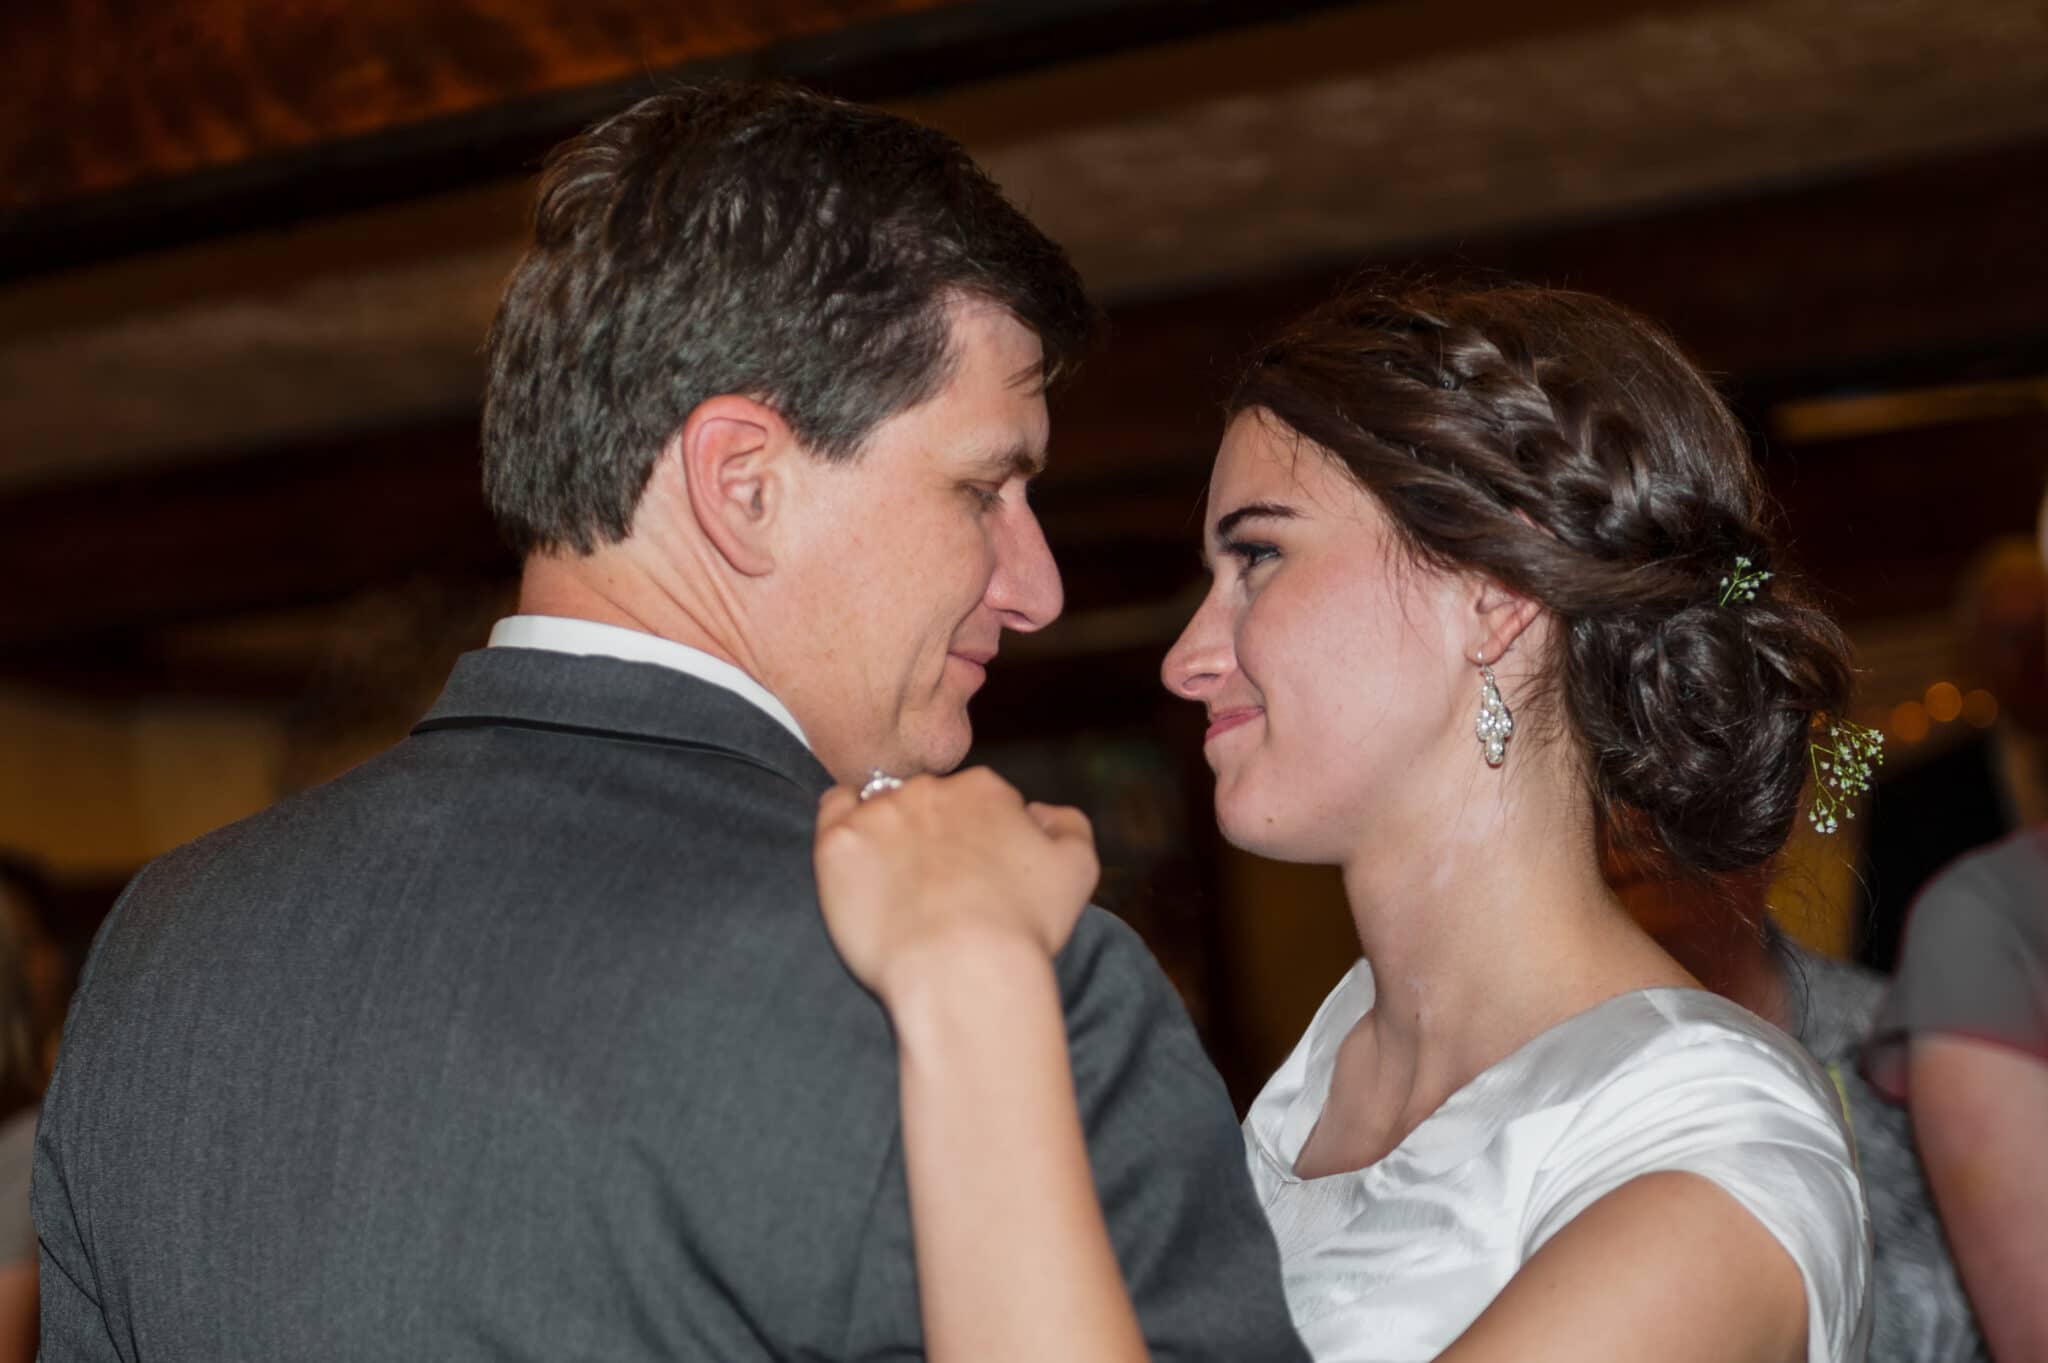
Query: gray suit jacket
35 647 1307 1361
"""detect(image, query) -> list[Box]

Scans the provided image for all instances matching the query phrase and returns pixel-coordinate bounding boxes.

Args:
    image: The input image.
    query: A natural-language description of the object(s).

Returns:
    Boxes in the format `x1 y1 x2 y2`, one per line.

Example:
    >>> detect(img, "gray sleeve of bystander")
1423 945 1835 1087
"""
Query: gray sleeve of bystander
1864 830 2048 1095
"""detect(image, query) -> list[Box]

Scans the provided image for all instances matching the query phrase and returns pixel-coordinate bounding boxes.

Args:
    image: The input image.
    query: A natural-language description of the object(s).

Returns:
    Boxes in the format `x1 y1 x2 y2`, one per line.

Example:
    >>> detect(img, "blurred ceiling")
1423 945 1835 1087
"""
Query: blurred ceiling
4 0 2045 491
3 0 2046 703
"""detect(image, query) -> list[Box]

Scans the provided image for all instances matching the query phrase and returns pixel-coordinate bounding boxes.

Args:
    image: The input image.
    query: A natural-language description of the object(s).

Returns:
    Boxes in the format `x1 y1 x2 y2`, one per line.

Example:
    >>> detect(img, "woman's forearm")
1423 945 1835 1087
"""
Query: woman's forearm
1910 1035 2048 1363
886 933 1149 1363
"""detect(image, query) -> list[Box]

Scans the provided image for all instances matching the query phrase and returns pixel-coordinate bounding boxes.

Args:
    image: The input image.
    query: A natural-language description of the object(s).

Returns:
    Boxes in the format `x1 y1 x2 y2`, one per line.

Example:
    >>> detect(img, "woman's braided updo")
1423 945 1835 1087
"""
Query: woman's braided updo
1229 282 1852 875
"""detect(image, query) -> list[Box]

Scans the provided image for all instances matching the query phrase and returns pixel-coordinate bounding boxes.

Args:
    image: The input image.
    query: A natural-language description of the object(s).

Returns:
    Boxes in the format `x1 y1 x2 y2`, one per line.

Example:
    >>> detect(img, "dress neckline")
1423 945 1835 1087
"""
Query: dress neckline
1257 961 1736 1186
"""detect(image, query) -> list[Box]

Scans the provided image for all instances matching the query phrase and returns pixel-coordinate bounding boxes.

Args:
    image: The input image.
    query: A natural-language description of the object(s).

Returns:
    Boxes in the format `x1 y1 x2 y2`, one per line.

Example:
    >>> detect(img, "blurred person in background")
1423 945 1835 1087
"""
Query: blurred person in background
31 86 1304 1362
0 854 61 1363
1858 488 2048 1363
1610 844 1987 1363
1856 538 2048 971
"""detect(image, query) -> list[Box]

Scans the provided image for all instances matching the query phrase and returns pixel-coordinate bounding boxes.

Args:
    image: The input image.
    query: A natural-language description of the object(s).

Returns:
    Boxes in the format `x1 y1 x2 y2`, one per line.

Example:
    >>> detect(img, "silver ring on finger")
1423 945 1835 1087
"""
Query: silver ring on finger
858 770 906 802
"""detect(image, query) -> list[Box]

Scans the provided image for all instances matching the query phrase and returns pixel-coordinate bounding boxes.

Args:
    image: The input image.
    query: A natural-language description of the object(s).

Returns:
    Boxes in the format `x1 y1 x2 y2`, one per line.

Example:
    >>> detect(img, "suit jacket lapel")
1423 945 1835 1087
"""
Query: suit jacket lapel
415 647 834 798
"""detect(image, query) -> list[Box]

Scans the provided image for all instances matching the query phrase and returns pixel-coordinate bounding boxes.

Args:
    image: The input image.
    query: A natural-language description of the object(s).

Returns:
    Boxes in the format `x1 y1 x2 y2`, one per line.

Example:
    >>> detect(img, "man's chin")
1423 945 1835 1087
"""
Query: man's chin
899 713 975 777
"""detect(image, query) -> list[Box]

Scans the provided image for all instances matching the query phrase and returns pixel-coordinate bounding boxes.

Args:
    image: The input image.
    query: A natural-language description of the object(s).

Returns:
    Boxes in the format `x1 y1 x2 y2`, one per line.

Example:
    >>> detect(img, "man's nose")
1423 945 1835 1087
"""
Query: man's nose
987 501 1064 632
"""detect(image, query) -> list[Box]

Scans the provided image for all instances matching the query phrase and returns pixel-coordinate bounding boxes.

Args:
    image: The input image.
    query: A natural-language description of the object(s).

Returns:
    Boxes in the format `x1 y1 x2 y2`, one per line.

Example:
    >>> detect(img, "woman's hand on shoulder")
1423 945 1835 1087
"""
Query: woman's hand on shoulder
813 768 1100 1005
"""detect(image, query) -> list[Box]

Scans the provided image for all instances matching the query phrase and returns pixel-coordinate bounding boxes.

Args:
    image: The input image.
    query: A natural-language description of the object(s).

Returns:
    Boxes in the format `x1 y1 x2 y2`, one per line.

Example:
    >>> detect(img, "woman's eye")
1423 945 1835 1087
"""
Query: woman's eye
1226 540 1278 571
968 484 1004 511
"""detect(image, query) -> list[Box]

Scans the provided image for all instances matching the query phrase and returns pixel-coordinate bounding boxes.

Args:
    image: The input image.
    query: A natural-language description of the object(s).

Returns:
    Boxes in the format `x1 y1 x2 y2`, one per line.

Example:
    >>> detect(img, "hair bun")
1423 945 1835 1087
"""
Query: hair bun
1573 585 1851 873
1229 280 1859 876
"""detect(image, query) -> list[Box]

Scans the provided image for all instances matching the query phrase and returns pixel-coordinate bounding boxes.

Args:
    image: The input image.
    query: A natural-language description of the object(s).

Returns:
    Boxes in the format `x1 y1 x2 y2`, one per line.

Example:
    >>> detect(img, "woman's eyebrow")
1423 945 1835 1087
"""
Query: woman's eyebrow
1200 501 1299 567
1213 501 1300 541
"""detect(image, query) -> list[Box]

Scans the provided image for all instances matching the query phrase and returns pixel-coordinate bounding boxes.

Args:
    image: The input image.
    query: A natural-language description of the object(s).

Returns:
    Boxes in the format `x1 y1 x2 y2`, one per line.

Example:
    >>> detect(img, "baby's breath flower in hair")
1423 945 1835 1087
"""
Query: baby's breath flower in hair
1807 719 1884 835
1718 556 1772 606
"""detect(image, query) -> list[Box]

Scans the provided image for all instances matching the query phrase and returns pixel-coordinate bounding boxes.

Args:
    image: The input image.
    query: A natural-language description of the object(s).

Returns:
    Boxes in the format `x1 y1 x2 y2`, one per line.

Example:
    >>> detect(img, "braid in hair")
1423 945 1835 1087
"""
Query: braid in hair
1229 281 1852 875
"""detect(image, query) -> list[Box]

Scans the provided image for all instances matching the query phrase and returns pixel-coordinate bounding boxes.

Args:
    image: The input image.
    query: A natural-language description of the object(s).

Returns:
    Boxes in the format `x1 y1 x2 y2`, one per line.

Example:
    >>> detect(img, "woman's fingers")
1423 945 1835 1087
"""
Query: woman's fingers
817 777 1079 865
811 770 1100 997
1025 801 1091 843
1027 802 1103 912
816 784 862 832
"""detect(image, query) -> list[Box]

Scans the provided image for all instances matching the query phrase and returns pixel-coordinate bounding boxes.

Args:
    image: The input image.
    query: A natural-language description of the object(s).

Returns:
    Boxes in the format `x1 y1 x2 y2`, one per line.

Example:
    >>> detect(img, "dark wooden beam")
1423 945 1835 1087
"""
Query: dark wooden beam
9 138 2047 692
1043 136 2048 479
0 0 1366 281
1 0 958 211
1461 140 2048 401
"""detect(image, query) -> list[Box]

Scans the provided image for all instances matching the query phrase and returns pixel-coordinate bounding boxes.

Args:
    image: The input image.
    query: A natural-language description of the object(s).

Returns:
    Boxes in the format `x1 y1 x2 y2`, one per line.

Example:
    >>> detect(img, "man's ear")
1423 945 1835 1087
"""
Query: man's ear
1469 575 1543 667
671 395 791 577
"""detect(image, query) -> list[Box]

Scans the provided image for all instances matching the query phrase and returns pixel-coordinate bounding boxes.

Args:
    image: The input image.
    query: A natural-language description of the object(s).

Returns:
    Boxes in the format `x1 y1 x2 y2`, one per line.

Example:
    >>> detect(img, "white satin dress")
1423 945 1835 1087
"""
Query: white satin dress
1244 962 1872 1363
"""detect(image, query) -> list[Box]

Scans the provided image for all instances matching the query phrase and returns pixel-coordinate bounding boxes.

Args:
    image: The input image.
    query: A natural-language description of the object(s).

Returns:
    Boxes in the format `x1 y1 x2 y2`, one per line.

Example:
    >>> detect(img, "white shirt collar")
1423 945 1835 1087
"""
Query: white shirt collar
486 615 810 751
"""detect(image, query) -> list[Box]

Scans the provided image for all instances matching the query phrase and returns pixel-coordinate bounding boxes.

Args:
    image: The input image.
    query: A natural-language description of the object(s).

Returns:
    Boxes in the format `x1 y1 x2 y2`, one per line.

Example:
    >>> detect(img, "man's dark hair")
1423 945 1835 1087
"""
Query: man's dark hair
482 83 1100 556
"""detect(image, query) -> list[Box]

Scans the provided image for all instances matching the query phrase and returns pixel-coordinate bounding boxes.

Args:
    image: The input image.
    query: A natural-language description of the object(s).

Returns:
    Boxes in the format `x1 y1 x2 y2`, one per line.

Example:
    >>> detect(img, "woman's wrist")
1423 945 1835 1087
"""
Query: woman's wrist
881 925 1062 1056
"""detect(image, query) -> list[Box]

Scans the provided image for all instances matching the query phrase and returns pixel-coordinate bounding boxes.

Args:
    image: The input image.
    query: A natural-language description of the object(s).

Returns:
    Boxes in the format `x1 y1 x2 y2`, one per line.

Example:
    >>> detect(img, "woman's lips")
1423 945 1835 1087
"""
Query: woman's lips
1204 707 1262 743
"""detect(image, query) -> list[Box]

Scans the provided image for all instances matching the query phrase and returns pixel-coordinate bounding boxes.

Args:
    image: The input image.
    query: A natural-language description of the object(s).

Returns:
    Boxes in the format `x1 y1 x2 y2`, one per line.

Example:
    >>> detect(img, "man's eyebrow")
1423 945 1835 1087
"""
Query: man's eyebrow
1007 359 1049 394
970 443 1046 479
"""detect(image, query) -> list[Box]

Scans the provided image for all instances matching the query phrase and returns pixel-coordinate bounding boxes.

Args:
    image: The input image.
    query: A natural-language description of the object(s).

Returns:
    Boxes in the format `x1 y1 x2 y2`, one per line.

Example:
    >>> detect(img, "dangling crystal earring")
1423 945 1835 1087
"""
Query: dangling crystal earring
1474 657 1513 768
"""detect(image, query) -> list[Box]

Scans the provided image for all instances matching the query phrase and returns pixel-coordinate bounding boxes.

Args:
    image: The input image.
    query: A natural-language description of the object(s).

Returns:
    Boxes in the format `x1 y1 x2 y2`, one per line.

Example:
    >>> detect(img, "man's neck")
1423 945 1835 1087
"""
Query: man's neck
517 548 749 674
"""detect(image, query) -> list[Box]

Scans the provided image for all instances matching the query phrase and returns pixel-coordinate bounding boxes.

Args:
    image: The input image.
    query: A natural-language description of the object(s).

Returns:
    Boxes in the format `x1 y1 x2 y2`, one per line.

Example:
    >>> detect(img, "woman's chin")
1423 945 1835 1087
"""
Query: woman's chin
1214 780 1352 865
1214 787 1293 860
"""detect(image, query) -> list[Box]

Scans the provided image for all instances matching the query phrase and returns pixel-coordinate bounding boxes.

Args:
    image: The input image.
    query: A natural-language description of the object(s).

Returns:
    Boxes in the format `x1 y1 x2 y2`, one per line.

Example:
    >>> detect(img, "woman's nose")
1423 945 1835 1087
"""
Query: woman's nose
1162 587 1233 701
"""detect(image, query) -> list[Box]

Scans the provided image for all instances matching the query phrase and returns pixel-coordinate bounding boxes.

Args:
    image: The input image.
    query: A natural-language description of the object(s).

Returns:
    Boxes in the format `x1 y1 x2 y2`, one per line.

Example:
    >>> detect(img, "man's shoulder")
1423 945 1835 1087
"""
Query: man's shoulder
1056 907 1232 1101
1041 910 1309 1362
157 715 817 870
59 729 897 1157
1058 901 1151 971
1057 906 1179 1021
80 727 842 1025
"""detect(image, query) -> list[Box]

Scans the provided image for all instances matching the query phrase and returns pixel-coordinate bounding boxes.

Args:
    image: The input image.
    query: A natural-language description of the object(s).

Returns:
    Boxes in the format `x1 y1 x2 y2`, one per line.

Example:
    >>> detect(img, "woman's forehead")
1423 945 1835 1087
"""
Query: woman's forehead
1212 414 1303 495
1210 414 1364 520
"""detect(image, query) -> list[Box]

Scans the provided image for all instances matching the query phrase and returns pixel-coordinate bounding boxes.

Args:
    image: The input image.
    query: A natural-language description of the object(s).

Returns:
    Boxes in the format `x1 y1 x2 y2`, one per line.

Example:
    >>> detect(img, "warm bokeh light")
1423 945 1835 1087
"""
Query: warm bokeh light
1924 681 1964 723
1889 700 1931 744
1962 688 2000 728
